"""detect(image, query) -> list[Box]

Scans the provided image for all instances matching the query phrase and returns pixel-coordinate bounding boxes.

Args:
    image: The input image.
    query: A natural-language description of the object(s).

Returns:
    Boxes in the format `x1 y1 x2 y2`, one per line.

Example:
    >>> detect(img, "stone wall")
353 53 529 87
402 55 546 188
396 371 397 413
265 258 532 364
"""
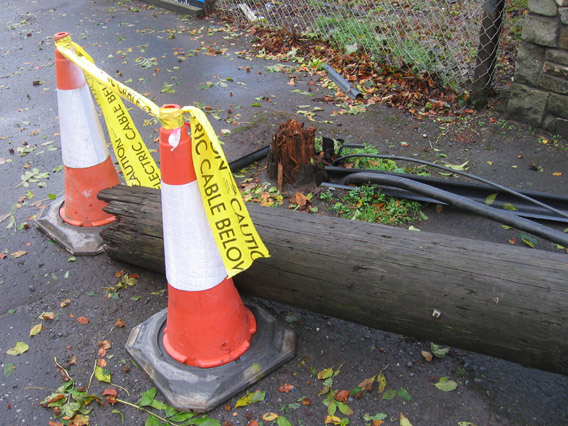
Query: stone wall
507 0 568 136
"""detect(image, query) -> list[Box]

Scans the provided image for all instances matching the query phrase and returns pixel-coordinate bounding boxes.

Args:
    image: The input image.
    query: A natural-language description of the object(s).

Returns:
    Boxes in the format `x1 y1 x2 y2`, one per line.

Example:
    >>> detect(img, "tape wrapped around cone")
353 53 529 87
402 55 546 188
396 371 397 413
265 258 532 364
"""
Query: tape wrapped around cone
159 104 256 368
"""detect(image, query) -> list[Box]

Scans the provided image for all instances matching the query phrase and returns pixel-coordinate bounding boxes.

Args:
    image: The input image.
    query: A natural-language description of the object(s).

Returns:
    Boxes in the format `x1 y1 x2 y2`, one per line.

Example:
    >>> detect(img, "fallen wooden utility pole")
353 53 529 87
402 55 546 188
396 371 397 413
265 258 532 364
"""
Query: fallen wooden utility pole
98 185 568 376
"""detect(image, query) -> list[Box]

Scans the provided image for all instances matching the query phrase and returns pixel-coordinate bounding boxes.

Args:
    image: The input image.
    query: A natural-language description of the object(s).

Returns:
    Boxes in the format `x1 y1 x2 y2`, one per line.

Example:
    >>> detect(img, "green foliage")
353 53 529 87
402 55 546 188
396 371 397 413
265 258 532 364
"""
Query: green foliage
331 184 422 226
340 143 402 171
40 379 100 421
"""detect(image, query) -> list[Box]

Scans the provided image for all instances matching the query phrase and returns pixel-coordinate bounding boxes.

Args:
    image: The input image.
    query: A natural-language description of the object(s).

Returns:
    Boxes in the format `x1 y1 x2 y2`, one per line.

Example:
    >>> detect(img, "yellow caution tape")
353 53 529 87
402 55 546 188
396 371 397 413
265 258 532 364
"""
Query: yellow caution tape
181 106 270 277
55 36 161 188
54 34 269 276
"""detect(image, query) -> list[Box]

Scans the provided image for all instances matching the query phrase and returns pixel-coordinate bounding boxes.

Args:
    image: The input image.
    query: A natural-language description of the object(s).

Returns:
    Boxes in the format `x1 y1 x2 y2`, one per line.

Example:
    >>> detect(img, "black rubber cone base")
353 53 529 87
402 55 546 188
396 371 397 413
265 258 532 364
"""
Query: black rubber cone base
125 300 296 412
34 196 106 255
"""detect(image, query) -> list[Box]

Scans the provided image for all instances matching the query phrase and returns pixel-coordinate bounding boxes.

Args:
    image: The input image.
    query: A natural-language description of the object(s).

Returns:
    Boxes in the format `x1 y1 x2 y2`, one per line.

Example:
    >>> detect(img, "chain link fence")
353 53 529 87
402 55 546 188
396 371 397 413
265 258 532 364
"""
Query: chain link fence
217 0 513 94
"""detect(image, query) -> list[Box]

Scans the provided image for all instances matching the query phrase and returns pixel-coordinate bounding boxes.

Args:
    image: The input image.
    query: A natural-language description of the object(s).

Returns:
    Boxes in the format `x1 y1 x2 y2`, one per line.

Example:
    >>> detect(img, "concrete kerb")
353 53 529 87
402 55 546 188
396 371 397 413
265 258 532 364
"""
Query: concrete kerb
126 300 296 412
34 195 107 255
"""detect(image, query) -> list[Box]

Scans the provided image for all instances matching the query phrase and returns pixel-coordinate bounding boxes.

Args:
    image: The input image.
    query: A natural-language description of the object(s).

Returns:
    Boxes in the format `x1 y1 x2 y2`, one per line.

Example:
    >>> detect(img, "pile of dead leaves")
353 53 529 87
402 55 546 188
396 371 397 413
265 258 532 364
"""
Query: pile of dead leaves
240 26 463 119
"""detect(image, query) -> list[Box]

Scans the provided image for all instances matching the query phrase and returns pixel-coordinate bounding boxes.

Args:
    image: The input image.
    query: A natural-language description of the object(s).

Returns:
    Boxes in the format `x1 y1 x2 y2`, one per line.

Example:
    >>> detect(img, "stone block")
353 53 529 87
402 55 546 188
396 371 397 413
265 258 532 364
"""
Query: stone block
515 41 545 85
542 114 558 131
529 0 558 16
545 48 568 65
548 92 568 117
543 114 568 136
522 14 559 47
559 24 568 48
543 60 568 78
506 83 549 127
539 72 568 93
560 7 568 24
556 117 568 136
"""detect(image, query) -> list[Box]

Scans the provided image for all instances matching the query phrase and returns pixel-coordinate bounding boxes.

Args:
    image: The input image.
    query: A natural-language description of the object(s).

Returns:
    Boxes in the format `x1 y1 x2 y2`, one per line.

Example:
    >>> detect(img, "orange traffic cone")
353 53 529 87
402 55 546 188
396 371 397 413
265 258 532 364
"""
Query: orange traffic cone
159 104 257 368
124 104 294 412
35 32 120 255
54 32 120 227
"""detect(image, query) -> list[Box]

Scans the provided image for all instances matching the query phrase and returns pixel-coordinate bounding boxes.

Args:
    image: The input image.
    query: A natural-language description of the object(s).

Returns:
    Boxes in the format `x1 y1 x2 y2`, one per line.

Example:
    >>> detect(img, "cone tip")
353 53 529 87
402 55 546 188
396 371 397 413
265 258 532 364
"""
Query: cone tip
54 32 69 41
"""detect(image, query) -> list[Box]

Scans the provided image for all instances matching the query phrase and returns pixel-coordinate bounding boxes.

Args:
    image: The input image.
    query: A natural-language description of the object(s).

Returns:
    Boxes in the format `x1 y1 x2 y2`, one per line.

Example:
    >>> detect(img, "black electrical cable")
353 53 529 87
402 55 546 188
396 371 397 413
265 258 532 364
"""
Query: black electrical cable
340 172 568 248
229 146 271 172
332 153 568 220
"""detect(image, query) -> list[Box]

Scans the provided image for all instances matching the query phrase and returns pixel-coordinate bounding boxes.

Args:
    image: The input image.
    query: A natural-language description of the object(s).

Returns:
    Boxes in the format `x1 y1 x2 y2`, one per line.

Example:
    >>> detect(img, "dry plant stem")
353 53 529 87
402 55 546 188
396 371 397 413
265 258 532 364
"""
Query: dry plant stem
87 360 96 393
111 382 130 396
54 356 72 382
116 398 170 424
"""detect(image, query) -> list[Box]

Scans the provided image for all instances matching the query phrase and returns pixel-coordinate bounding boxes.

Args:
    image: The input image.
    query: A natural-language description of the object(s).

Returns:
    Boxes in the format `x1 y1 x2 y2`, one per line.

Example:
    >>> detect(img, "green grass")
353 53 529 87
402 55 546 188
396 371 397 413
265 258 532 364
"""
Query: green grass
321 184 424 226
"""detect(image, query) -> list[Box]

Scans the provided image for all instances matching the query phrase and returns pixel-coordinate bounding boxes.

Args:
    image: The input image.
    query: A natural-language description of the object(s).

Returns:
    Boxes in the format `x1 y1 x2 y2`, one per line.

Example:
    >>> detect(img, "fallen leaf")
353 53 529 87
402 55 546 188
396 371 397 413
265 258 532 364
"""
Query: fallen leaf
421 350 433 362
363 413 388 424
4 362 15 378
434 376 458 392
278 383 295 393
291 192 309 207
69 413 89 426
10 250 27 258
235 390 266 408
262 412 279 421
520 234 538 249
358 374 376 392
114 318 126 328
103 388 118 404
377 372 386 394
7 341 29 356
324 415 342 425
276 416 292 426
431 343 450 358
552 172 563 176
97 358 107 368
443 160 469 171
77 316 90 325
94 366 111 383
336 400 353 416
247 421 259 426
400 413 413 426
335 390 349 402
397 388 412 402
98 340 112 350
485 193 497 206
317 367 334 380
60 298 70 308
30 323 43 336
301 397 311 405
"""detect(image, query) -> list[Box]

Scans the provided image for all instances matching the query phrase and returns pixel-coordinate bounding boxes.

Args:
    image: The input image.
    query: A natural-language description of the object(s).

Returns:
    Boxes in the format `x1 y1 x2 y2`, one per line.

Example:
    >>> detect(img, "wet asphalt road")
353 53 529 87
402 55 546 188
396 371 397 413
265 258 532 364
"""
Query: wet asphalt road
1 1 567 425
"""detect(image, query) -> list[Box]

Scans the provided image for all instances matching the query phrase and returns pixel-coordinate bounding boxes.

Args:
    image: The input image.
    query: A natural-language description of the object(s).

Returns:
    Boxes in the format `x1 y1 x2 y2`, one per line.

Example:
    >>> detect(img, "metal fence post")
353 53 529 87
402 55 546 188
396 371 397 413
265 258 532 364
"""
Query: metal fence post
471 0 505 106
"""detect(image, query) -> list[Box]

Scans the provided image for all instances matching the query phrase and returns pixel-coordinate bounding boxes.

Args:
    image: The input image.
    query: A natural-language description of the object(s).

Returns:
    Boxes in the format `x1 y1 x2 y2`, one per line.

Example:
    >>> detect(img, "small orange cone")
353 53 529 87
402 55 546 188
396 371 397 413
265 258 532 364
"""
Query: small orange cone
159 104 256 368
54 32 120 227
35 32 120 255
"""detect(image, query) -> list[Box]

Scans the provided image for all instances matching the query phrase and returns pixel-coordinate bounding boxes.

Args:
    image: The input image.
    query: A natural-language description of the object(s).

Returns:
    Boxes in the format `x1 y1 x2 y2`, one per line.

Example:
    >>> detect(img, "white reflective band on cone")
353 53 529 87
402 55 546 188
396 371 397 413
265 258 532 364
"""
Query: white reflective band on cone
162 180 227 291
57 85 109 169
